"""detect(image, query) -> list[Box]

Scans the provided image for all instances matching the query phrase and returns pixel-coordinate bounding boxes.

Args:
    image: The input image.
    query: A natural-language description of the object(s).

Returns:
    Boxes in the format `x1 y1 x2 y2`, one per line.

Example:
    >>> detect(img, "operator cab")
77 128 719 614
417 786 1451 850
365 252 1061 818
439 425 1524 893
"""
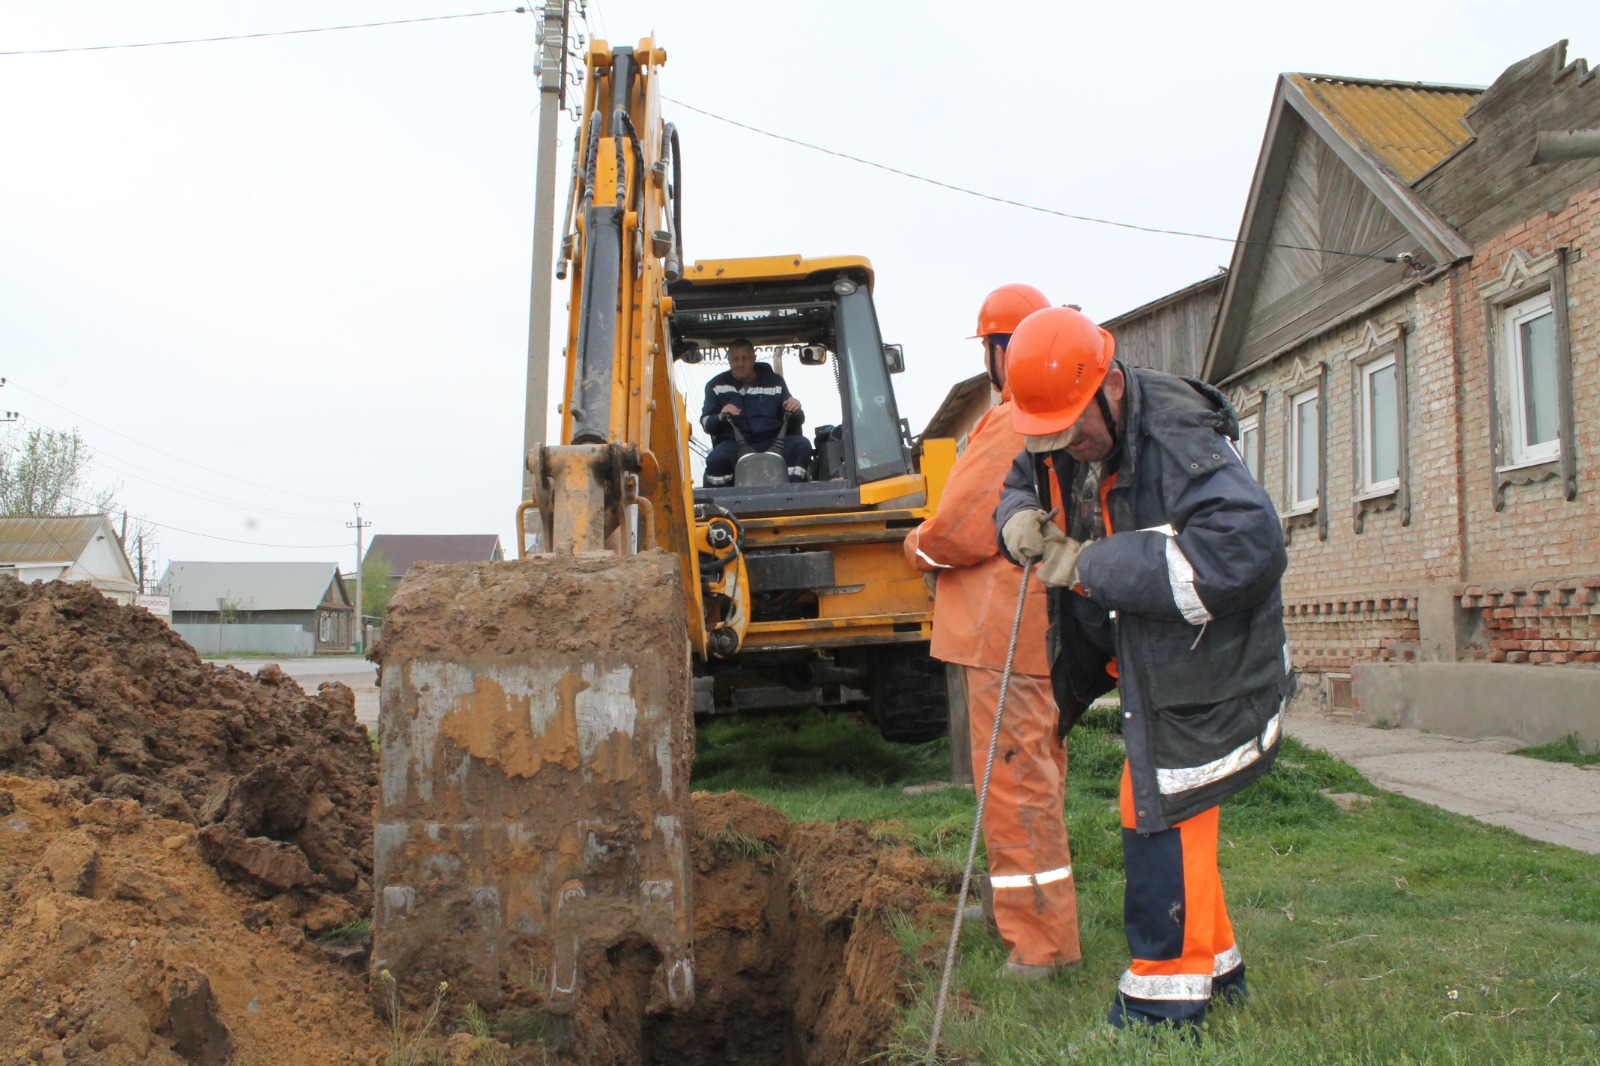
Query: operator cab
670 262 914 517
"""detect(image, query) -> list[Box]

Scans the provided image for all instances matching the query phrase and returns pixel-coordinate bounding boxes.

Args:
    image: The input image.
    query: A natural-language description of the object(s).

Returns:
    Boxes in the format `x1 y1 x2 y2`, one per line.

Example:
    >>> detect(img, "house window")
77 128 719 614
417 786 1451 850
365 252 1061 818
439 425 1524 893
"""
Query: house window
1503 292 1559 467
1234 413 1261 482
1290 387 1320 510
1361 355 1400 492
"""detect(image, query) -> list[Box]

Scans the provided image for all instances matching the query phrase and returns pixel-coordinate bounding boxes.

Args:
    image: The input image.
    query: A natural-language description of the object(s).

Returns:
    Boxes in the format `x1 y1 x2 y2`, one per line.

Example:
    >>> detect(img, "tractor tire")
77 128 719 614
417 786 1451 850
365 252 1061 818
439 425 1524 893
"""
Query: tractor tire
868 645 949 744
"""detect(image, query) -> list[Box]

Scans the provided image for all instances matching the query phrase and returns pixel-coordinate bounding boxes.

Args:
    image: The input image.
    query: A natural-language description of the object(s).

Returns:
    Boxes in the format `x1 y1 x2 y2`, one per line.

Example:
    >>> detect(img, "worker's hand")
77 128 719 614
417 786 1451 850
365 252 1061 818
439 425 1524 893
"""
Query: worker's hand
1036 534 1085 588
782 397 801 413
720 403 742 417
1001 509 1052 563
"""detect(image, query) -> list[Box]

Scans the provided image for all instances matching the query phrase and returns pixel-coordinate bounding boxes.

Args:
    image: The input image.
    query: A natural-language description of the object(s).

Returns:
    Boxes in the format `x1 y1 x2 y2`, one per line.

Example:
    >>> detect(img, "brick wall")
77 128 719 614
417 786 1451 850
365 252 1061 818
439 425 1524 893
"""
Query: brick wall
1229 180 1598 700
1457 185 1600 579
1461 579 1600 664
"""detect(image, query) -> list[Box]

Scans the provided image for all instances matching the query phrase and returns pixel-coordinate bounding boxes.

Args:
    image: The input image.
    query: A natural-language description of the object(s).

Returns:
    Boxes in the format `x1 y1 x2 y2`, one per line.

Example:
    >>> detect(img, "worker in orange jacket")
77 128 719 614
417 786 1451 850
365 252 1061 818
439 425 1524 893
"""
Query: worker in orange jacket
903 284 1081 979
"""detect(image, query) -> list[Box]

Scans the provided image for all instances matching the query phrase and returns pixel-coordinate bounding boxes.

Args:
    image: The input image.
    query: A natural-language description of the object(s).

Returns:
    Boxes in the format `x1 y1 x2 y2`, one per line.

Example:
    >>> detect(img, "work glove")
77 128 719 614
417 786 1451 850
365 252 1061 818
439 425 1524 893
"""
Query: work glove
998 508 1062 563
1036 533 1085 588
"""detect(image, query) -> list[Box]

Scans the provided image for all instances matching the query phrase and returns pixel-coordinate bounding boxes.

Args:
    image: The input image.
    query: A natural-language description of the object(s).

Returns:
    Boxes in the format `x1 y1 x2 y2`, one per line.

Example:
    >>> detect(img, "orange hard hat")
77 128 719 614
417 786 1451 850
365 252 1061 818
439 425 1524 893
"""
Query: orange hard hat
970 283 1050 339
1007 306 1117 435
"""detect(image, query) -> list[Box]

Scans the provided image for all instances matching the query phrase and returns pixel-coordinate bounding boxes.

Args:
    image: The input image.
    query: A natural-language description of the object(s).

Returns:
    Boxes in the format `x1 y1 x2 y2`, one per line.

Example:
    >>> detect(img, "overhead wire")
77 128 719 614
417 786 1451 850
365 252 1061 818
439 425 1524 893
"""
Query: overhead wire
57 492 349 549
0 8 529 56
664 96 1422 268
6 381 354 505
7 416 348 525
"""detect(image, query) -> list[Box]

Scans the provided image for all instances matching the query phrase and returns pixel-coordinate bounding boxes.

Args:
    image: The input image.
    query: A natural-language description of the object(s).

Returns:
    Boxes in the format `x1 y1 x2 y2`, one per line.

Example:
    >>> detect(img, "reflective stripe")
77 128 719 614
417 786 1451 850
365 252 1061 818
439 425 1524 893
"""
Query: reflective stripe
712 383 784 396
1284 641 1293 673
915 548 952 570
1163 536 1211 625
1118 968 1211 1002
1155 711 1283 795
1212 945 1242 977
988 864 1072 889
787 466 808 477
705 474 734 486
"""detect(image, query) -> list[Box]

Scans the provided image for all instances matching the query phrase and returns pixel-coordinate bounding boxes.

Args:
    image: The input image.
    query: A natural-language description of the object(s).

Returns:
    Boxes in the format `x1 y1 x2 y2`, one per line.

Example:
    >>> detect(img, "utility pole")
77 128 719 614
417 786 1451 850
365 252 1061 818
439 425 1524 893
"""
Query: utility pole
1 377 18 423
348 502 371 654
522 0 570 514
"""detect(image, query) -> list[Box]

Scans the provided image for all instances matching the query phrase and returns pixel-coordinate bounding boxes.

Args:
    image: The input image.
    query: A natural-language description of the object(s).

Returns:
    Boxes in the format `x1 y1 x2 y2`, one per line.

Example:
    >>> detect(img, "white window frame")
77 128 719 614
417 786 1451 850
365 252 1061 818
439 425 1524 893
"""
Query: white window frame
1289 387 1320 512
1502 291 1559 468
1233 412 1261 483
1359 354 1401 494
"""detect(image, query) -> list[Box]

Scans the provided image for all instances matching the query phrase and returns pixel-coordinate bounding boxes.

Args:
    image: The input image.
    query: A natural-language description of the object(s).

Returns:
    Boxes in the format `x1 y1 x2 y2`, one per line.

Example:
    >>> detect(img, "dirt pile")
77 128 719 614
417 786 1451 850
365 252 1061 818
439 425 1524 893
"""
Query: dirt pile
0 579 954 1064
0 578 376 910
0 578 386 1064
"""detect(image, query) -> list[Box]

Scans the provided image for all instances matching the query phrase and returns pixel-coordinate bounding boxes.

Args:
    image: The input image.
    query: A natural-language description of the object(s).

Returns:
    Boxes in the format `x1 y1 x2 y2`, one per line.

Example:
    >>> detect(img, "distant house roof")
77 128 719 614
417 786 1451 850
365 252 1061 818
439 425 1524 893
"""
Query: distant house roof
158 561 350 613
0 514 113 565
365 534 504 579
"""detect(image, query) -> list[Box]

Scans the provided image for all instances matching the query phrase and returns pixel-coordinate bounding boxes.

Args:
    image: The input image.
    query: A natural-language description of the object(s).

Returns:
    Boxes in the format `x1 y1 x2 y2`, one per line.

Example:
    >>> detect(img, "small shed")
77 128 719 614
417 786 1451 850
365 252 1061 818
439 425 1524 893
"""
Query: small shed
158 561 354 655
0 514 138 604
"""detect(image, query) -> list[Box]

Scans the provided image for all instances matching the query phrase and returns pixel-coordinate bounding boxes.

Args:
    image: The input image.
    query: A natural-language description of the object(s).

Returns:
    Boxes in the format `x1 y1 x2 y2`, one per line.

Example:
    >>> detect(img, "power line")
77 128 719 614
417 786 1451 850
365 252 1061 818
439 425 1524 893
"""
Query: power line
58 493 348 549
664 96 1418 268
6 381 353 505
0 8 528 57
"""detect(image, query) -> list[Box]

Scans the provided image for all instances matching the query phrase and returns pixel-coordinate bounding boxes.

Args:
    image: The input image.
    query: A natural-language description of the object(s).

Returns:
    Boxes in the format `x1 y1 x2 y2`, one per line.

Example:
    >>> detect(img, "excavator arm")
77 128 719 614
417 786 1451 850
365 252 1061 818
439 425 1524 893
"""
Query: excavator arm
375 38 704 1019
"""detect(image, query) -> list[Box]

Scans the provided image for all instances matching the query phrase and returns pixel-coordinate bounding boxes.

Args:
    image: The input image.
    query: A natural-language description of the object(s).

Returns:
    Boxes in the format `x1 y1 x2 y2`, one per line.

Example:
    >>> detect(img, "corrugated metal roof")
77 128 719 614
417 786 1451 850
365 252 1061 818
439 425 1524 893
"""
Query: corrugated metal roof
157 561 347 613
365 534 503 579
1288 74 1480 183
0 514 111 564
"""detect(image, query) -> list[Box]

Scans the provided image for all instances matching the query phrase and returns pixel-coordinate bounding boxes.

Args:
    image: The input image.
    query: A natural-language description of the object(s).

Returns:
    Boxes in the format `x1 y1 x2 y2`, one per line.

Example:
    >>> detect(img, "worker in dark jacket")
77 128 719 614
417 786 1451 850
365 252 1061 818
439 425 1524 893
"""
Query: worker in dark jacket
699 338 811 486
993 306 1294 1031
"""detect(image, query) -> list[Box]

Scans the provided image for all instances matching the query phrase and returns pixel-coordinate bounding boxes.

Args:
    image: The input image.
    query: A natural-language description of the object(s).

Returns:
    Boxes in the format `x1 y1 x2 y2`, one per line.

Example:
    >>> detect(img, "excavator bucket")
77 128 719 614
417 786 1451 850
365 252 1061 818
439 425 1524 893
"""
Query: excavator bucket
371 551 695 1013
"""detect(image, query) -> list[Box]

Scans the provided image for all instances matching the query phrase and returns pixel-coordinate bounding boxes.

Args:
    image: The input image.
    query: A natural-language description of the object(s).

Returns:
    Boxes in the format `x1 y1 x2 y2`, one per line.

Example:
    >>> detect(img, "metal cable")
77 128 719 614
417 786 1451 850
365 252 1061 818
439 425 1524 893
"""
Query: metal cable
926 553 1038 1062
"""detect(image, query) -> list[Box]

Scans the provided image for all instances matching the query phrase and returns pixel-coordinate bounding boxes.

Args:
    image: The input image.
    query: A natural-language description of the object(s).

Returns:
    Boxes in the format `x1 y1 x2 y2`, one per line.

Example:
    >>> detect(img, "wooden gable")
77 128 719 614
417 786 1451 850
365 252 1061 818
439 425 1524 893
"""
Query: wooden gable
1205 75 1476 382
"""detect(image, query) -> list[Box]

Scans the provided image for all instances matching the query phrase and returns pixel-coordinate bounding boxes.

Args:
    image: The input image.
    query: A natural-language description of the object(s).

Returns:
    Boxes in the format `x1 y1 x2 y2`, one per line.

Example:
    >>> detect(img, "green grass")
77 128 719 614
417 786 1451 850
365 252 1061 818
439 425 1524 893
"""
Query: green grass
692 707 1600 1065
1512 734 1600 768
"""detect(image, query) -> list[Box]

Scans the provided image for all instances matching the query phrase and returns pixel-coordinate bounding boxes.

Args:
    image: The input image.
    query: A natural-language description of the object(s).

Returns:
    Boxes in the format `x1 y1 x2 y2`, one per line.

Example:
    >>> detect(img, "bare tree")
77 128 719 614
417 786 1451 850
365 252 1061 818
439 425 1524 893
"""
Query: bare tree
0 426 115 516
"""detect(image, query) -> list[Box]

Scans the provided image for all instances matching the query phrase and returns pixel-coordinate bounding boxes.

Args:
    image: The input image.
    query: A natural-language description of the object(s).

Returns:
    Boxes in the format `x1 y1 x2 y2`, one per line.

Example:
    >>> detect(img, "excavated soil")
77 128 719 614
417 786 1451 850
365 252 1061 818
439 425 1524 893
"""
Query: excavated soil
0 578 956 1065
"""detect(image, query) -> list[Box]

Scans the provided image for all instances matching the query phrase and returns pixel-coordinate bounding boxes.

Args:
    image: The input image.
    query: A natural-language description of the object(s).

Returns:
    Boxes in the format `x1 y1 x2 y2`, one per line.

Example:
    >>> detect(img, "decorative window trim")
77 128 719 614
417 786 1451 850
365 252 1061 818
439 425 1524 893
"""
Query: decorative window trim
1481 247 1577 511
1228 387 1266 485
1280 360 1327 543
1344 321 1411 532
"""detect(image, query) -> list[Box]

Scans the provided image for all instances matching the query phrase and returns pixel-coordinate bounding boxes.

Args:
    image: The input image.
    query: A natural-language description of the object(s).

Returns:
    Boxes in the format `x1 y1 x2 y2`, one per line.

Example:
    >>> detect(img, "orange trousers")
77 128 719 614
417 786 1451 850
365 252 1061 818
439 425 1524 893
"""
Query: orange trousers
966 665 1081 967
1112 761 1246 1026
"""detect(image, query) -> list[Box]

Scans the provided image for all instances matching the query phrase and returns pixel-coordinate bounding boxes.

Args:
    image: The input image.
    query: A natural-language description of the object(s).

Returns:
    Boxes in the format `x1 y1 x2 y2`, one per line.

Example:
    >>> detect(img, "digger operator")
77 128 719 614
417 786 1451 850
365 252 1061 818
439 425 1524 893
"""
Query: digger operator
994 305 1295 1029
902 284 1082 980
699 338 811 486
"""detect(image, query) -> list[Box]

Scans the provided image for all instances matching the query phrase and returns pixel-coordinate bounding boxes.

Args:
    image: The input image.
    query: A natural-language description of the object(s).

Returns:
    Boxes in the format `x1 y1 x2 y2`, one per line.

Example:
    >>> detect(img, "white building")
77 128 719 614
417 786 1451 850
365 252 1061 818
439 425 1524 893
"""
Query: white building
0 514 139 604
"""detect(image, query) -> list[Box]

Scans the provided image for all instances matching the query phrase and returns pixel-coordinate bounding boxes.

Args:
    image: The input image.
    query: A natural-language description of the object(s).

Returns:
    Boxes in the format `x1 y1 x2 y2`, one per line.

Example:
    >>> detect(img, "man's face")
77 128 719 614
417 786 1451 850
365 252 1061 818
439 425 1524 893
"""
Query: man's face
1061 367 1124 463
728 346 757 382
984 336 1008 390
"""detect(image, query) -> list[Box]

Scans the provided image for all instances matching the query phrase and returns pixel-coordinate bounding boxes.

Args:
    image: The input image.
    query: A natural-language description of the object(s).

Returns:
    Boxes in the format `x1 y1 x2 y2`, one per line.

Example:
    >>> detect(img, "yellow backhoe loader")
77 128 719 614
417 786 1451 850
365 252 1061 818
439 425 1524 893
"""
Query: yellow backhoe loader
372 36 960 1022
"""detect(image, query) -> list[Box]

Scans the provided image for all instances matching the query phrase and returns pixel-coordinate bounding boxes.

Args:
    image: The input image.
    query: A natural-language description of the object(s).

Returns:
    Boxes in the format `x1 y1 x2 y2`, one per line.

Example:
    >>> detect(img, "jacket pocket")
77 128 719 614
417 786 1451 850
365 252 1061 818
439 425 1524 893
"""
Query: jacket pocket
1138 610 1282 712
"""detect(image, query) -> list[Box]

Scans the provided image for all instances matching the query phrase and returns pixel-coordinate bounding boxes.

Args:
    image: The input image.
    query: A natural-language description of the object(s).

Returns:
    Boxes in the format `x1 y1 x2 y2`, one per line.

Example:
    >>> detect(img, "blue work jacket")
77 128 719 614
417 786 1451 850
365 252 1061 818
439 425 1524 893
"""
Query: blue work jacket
996 365 1295 833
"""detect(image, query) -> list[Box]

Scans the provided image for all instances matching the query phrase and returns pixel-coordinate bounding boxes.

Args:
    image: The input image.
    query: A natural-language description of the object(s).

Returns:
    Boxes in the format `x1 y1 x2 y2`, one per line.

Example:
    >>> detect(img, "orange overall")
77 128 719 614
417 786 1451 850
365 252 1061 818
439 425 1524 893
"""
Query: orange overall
904 403 1081 968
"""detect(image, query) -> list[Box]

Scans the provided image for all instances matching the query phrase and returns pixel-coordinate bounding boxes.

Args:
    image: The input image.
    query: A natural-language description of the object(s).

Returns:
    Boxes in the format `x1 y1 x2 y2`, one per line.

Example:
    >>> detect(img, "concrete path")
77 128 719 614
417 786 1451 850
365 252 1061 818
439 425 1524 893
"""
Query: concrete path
1284 709 1600 854
216 656 379 728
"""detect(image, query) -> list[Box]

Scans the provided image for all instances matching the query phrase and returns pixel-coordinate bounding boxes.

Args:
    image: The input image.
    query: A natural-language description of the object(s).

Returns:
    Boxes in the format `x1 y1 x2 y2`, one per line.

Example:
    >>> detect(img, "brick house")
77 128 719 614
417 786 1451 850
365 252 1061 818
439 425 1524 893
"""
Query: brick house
1189 42 1600 744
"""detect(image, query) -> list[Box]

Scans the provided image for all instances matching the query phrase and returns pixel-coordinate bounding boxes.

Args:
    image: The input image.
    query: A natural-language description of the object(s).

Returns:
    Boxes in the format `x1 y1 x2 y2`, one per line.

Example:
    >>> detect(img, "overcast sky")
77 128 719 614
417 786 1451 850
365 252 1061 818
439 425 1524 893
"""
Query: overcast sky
4 1 1595 581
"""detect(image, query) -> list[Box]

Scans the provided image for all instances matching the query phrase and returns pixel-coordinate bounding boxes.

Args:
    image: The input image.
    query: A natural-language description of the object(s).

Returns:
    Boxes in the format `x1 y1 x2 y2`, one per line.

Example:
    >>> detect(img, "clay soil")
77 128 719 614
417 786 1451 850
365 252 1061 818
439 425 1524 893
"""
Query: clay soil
0 579 954 1065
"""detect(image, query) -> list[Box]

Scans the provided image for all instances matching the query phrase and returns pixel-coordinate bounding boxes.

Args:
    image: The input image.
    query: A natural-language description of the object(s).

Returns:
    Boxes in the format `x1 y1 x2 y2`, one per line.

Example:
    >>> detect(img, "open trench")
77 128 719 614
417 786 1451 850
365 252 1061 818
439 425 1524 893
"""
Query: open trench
541 791 952 1066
